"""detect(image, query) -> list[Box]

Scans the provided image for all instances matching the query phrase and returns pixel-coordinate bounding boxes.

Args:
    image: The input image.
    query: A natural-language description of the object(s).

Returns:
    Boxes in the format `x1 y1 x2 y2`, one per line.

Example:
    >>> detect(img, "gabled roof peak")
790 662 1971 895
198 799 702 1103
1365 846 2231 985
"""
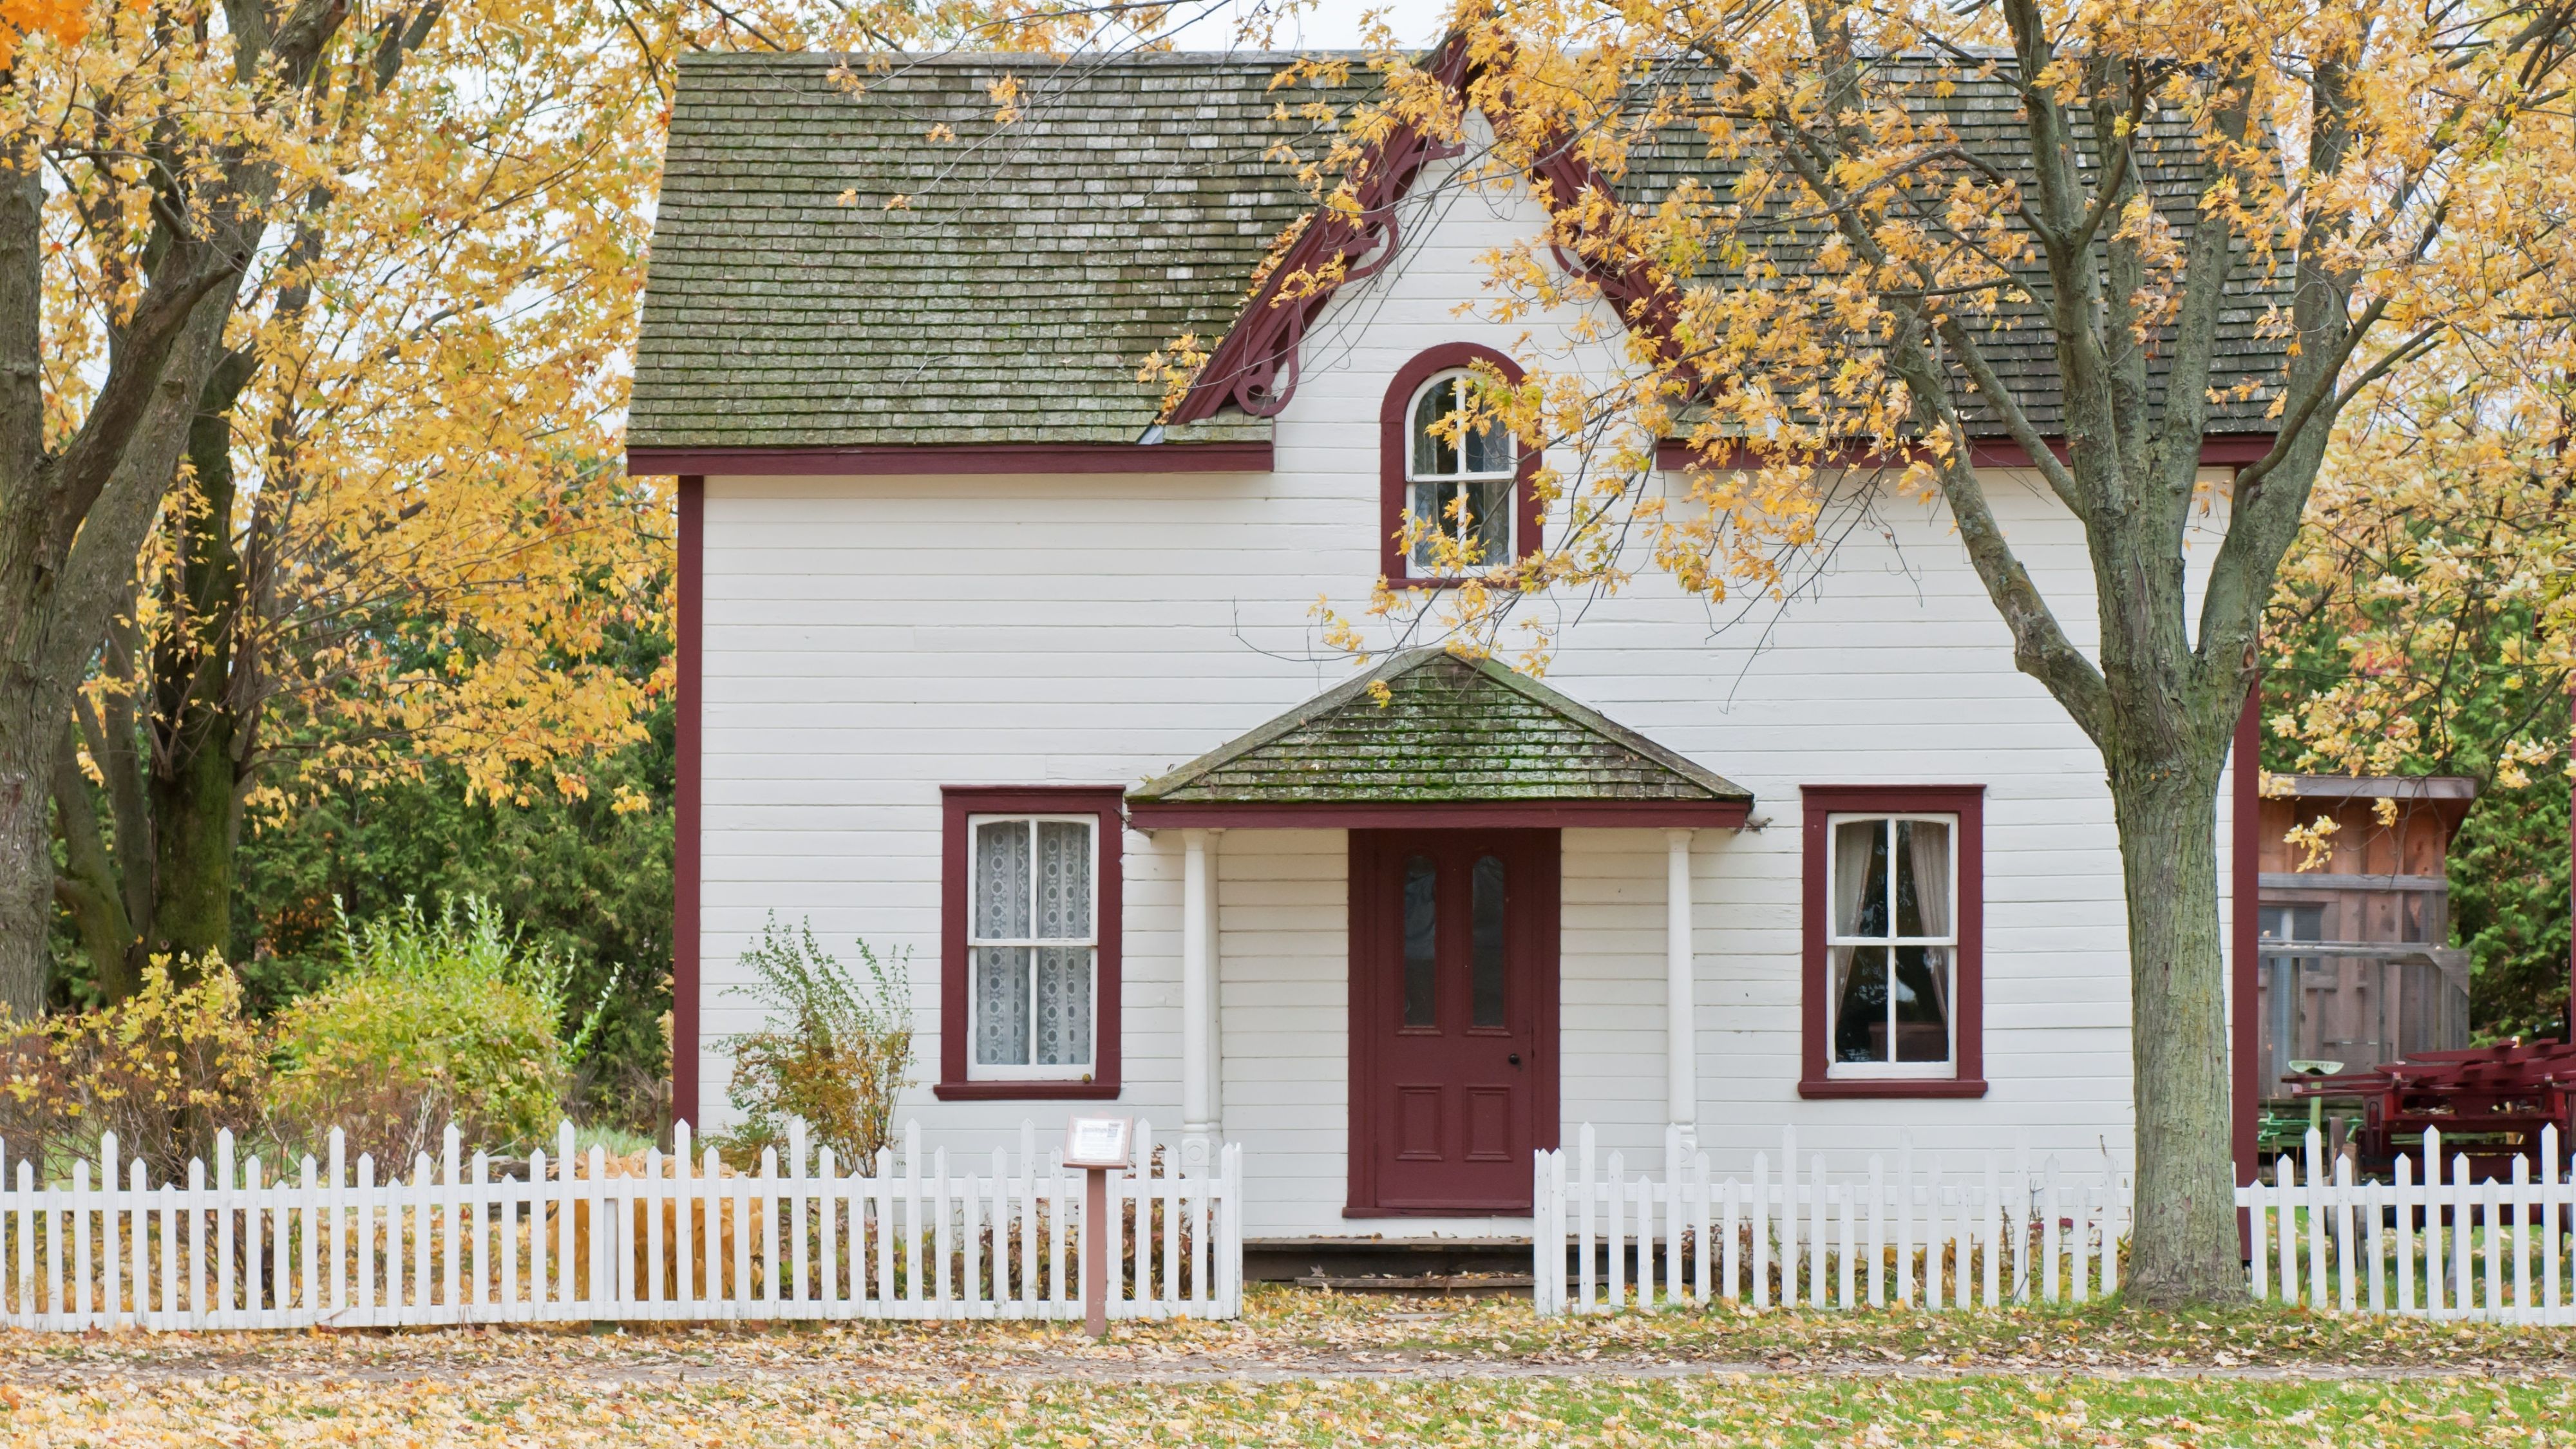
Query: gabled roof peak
1127 649 1752 822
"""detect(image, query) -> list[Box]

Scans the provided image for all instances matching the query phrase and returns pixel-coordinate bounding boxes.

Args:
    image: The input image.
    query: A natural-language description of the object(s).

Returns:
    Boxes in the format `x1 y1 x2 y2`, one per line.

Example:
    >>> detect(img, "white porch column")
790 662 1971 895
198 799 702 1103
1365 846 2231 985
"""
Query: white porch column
1181 828 1216 1170
1665 828 1698 1163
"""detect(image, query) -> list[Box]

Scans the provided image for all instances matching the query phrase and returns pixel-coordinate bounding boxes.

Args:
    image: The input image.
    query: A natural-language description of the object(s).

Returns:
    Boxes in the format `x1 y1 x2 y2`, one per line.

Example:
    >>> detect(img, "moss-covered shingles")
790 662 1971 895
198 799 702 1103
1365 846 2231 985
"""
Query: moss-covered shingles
632 52 1372 451
1133 651 1752 805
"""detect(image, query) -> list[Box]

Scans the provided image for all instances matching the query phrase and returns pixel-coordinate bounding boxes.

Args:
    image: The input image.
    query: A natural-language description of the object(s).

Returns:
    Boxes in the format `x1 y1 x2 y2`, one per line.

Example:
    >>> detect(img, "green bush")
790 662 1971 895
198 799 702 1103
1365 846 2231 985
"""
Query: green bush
269 896 612 1163
719 915 911 1170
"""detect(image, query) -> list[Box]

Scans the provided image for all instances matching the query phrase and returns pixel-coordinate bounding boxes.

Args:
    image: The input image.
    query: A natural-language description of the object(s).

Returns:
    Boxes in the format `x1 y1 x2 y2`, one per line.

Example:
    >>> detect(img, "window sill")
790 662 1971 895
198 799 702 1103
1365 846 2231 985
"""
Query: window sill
1798 1077 1988 1100
933 1080 1122 1101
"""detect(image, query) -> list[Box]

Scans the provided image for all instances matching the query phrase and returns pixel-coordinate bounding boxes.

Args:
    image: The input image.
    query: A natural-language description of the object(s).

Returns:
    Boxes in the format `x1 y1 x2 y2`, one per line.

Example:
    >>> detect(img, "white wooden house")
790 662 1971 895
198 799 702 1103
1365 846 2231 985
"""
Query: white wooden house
627 48 2284 1243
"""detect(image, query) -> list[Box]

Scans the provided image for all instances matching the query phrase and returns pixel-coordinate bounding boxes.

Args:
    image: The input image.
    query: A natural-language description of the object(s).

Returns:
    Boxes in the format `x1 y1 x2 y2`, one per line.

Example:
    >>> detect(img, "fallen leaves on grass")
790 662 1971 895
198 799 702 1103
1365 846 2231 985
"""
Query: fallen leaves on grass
1 1290 2573 1444
5 1367 2575 1446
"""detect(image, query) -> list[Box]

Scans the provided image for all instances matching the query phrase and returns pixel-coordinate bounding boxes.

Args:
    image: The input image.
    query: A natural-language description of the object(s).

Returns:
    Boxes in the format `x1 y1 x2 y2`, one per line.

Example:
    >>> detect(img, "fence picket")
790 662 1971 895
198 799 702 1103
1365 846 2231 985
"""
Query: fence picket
1580 1127 1600 1313
1605 1149 1625 1311
2510 1155 2530 1321
2334 1151 2357 1313
2041 1159 2061 1305
2545 1126 2564 1323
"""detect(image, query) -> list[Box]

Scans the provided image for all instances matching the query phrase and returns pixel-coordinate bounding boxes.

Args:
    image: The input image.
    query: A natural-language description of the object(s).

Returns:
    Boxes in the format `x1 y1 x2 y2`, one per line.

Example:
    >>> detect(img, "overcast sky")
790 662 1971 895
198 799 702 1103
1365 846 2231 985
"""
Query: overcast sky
1161 0 1463 52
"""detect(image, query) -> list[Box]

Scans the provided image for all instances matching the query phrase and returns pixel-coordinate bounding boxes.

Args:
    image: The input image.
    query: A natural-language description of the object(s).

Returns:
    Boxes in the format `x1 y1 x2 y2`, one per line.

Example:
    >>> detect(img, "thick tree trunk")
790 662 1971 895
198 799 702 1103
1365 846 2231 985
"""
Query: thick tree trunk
147 715 241 964
146 372 254 967
2110 744 2242 1306
0 289 236 1012
0 721 54 1019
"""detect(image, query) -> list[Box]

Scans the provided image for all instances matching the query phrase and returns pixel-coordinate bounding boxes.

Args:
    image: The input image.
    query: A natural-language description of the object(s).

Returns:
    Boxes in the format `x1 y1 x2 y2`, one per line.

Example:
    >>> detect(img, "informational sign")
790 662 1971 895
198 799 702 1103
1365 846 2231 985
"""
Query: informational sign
1063 1115 1134 1170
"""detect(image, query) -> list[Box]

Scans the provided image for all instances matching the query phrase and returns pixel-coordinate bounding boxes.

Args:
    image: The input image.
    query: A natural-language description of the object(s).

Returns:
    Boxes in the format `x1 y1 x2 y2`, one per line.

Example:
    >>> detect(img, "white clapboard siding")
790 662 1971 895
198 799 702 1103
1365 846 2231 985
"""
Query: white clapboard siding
0 1119 1240 1332
2239 1126 2573 1326
689 163 2240 1222
1534 1124 2128 1316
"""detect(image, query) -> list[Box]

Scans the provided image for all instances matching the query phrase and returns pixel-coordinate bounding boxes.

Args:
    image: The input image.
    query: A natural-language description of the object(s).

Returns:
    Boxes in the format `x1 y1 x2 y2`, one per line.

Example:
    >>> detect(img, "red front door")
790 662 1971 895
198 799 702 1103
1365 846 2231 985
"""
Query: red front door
1349 829 1558 1214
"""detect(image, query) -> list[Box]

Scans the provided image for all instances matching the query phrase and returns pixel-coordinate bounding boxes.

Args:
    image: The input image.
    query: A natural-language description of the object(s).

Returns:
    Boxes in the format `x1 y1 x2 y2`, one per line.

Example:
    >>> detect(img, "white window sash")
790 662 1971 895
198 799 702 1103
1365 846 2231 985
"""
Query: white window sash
1823 810 1961 1078
965 813 1099 1080
1403 371 1518 569
1403 370 1519 484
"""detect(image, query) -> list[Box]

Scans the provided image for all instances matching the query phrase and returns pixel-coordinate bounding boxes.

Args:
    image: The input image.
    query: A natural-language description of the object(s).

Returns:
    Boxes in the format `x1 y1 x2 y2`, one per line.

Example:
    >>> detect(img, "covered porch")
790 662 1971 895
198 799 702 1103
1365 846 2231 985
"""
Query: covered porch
1124 649 1752 1232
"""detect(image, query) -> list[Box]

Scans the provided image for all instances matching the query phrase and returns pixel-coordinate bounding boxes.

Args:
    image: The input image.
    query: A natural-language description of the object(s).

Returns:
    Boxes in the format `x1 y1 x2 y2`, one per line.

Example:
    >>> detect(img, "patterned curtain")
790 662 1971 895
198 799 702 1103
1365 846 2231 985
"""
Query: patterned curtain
1033 821 1093 1066
974 822 1032 1065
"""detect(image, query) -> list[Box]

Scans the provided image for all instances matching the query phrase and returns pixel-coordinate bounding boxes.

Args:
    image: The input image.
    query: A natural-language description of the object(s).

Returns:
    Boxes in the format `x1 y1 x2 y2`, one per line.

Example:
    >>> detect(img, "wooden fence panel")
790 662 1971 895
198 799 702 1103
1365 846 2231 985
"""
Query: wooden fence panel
0 1121 1243 1332
1535 1124 2573 1325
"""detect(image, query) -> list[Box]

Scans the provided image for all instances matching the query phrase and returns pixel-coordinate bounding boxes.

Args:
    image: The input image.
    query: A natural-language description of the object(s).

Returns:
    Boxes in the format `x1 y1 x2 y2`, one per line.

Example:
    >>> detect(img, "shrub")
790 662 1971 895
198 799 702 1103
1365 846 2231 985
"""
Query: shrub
269 896 609 1163
719 916 911 1170
0 958 269 1182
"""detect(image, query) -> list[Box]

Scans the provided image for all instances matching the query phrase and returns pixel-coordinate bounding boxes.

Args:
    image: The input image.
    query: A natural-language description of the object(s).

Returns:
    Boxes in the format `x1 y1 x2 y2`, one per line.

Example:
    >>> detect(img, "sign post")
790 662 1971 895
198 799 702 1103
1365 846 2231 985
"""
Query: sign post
1062 1115 1134 1340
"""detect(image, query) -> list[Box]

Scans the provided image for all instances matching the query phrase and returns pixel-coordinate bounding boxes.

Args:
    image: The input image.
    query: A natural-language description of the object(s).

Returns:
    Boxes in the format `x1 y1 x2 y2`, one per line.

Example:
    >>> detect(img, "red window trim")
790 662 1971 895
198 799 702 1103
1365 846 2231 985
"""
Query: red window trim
934 786 1126 1101
1798 784 1988 1099
1381 344 1543 589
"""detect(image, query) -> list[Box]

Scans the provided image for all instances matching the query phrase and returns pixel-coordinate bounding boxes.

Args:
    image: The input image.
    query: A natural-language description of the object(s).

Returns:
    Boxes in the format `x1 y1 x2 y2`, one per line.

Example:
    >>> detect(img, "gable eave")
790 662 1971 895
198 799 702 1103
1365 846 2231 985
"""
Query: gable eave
1126 647 1754 811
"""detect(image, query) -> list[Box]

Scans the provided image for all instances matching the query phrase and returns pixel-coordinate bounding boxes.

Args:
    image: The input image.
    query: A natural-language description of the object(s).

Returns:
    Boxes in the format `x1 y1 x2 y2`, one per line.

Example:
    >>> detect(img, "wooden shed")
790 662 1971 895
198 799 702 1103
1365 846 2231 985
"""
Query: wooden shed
2255 775 2478 1106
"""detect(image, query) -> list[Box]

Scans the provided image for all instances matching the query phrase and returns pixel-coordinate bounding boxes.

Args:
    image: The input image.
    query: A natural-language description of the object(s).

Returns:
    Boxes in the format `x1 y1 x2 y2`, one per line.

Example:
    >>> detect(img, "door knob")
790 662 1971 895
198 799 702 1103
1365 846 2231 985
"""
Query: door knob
1508 1053 1522 1066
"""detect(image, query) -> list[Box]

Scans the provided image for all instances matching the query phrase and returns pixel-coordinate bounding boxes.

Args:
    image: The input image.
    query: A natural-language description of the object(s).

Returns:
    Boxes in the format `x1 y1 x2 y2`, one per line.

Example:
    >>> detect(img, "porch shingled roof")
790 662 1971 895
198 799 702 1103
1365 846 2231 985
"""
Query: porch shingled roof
1126 650 1752 807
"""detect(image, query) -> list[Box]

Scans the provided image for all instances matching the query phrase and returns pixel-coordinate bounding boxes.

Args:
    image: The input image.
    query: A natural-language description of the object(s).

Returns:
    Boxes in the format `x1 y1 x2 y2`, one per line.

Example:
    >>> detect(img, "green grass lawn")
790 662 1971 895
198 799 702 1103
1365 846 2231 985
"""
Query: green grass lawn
6 1365 2570 1445
3 1287 2571 1445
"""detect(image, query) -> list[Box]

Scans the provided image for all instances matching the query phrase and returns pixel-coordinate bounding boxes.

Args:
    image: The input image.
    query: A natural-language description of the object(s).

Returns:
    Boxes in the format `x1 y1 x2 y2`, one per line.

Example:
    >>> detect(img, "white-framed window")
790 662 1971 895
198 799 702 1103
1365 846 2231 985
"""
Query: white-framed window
1825 813 1958 1076
969 814 1097 1079
1405 369 1516 572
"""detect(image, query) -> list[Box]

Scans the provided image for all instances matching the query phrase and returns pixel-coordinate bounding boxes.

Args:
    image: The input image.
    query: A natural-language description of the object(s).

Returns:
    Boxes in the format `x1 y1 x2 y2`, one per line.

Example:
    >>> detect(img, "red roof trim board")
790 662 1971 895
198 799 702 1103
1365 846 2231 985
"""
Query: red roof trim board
1126 799 1751 829
673 475 705 1130
1171 47 2275 469
627 441 1271 478
1522 135 1691 365
1166 33 1477 426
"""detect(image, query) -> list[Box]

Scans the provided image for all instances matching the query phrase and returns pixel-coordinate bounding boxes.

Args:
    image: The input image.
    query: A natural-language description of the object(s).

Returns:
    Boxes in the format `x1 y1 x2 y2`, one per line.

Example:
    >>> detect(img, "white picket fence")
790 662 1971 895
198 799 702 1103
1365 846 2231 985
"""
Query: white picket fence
2242 1126 2574 1324
0 1118 1242 1331
1534 1125 2132 1316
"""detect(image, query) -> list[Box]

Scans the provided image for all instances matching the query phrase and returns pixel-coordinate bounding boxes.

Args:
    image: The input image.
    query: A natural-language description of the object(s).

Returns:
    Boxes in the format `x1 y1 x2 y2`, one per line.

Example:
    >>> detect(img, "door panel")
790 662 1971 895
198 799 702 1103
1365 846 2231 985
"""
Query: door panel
1396 1087 1443 1159
1464 1088 1513 1162
1349 829 1559 1214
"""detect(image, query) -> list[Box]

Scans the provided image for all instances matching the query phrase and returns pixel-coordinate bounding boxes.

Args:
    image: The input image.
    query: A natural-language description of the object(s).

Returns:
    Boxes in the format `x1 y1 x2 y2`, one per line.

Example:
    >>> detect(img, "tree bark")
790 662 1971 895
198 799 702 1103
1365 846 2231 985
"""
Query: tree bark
0 282 238 1015
2107 741 2242 1305
146 360 256 967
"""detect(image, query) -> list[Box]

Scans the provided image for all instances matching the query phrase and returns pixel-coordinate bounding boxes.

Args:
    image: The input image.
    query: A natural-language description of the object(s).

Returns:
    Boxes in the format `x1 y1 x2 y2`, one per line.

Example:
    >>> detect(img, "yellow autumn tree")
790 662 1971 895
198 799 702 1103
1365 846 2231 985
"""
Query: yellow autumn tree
32 0 1206 1000
47 0 679 997
3 0 369 1022
2264 343 2576 1039
1272 0 2576 1302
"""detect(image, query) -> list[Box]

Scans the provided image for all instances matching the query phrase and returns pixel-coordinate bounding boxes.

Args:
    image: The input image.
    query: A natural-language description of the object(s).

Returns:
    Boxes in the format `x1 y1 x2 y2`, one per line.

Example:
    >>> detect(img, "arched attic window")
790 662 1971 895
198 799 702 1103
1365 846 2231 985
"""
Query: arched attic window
1379 345 1542 585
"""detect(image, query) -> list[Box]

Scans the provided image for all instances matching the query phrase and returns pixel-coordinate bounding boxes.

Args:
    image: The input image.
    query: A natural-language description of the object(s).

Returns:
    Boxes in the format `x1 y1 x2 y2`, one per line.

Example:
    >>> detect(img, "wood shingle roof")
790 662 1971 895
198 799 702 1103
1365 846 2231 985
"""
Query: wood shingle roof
633 51 1370 451
632 50 2293 453
1126 650 1753 810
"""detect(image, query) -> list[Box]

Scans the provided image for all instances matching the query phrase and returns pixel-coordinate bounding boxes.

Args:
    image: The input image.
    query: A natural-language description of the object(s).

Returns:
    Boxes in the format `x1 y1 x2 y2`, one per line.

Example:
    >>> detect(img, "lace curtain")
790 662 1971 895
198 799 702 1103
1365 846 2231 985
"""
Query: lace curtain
972 819 1094 1068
